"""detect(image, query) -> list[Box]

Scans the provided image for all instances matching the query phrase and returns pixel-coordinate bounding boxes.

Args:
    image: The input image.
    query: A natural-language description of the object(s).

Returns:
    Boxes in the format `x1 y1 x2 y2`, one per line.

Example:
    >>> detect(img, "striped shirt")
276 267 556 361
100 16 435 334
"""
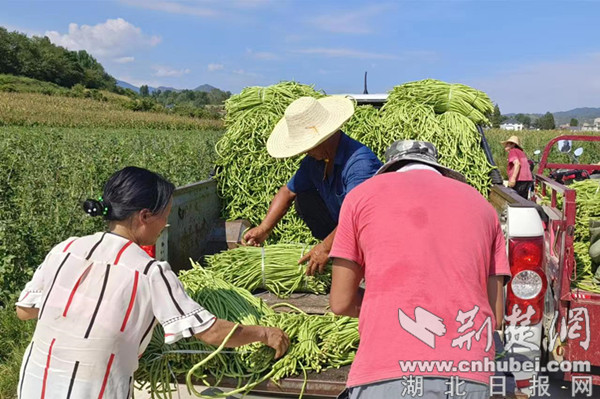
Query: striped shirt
15 232 216 399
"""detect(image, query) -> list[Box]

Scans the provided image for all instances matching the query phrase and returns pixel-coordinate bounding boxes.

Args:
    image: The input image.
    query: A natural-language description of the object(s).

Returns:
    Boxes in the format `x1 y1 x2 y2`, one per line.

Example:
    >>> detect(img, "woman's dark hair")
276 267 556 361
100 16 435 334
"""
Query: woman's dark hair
83 167 175 221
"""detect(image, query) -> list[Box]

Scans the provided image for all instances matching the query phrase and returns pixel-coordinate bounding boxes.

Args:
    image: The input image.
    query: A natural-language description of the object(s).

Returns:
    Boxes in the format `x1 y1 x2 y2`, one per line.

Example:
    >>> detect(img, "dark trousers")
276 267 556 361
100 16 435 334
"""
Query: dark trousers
514 181 533 199
295 190 336 240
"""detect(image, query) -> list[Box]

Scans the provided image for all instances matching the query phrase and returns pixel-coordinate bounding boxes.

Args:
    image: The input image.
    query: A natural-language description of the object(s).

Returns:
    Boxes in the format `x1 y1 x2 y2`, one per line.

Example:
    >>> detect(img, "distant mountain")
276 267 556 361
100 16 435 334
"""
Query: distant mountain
553 108 600 126
116 80 139 93
153 86 178 93
117 80 222 94
506 107 600 126
194 84 218 92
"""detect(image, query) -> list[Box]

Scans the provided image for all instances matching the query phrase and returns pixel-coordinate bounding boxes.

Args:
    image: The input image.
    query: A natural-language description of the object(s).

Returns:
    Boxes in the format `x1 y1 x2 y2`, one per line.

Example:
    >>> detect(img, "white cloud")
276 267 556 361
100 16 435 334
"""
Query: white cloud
45 18 161 59
114 56 135 64
152 65 191 77
121 0 218 17
207 63 225 72
309 4 393 34
469 53 600 114
293 48 399 60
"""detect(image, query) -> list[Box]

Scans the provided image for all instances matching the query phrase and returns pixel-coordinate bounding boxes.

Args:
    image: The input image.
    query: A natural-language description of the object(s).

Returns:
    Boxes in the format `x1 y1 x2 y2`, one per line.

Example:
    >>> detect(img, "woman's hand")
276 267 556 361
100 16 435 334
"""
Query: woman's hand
16 306 39 320
262 327 290 359
508 179 516 188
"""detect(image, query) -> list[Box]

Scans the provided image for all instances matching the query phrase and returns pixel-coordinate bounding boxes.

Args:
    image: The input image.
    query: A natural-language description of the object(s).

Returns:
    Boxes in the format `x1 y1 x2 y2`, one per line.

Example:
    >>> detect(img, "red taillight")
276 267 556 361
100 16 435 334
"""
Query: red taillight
509 237 543 272
506 237 546 325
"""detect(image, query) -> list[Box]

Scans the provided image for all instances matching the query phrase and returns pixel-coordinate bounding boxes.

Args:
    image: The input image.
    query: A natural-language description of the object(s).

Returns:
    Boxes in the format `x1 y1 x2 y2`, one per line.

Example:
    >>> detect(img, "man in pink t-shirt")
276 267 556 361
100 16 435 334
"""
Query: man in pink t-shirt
329 140 511 399
502 135 533 199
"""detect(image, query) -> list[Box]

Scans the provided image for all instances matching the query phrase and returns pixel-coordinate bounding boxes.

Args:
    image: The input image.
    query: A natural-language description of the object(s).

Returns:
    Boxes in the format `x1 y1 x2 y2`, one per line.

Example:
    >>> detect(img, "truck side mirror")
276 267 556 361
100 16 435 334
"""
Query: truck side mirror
574 147 584 157
557 140 572 153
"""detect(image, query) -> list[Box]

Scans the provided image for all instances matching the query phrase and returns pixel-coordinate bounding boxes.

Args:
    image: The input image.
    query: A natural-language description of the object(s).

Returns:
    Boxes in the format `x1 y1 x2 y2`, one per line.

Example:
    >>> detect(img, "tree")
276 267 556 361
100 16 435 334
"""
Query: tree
491 104 503 128
515 113 531 128
139 85 149 97
570 118 578 127
0 27 116 89
537 112 556 130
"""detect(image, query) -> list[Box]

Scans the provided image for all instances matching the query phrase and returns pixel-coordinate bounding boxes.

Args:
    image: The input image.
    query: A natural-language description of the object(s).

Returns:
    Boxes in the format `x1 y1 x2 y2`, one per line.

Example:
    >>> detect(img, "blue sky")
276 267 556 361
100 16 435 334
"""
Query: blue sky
2 0 600 113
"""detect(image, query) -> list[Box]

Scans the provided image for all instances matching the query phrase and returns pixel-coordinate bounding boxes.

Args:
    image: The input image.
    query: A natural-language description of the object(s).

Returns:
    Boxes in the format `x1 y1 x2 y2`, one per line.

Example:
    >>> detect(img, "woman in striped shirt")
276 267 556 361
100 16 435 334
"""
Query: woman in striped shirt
15 166 289 399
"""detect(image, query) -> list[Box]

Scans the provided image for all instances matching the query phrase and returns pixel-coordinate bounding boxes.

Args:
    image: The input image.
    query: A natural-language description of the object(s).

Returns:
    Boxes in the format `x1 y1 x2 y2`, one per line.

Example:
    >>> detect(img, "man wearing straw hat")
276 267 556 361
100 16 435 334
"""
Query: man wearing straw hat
329 140 510 399
243 96 382 275
502 135 533 199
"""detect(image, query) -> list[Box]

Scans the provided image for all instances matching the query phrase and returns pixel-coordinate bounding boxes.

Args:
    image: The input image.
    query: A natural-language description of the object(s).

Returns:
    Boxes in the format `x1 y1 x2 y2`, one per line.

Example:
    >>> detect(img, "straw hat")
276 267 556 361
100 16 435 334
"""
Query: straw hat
266 96 355 158
501 135 522 149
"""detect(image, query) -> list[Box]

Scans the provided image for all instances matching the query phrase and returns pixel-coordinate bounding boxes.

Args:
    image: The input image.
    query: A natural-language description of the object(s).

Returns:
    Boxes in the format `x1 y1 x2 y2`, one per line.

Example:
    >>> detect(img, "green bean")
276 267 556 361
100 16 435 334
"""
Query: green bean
204 244 331 298
136 264 360 399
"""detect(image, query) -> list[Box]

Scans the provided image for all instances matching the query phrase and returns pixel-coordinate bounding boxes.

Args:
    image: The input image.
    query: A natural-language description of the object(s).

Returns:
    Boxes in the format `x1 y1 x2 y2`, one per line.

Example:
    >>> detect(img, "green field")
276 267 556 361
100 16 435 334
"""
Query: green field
0 95 224 397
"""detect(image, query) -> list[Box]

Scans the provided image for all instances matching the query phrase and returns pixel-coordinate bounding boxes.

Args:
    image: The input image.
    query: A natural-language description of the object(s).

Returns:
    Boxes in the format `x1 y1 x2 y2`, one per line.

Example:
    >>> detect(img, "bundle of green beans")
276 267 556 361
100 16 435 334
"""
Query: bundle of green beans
204 244 331 298
135 264 359 399
386 79 494 125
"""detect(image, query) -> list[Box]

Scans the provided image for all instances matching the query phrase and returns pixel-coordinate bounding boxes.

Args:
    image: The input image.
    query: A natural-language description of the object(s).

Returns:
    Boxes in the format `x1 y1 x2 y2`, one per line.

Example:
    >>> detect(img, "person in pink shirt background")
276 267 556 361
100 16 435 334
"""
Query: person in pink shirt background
502 135 533 199
329 140 510 399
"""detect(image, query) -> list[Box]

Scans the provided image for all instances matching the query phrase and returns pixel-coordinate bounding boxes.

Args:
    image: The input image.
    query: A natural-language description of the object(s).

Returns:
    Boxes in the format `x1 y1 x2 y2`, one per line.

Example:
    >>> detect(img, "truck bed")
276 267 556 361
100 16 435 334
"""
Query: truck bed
158 179 535 397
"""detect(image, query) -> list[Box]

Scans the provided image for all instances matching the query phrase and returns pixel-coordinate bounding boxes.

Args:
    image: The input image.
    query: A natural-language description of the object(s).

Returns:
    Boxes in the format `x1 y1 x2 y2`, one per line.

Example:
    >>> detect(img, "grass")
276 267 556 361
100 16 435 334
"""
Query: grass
0 306 35 399
0 126 224 306
0 73 70 95
0 83 225 396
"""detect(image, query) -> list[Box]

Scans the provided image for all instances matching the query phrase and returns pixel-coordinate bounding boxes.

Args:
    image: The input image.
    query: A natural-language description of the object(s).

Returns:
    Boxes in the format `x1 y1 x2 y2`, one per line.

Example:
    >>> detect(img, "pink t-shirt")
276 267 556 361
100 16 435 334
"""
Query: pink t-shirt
330 170 511 387
507 148 533 182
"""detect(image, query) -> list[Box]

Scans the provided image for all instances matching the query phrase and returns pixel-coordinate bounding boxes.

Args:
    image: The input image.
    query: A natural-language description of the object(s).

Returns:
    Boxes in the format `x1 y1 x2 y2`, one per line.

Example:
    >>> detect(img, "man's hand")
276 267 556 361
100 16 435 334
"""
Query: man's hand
508 179 516 188
299 242 330 276
243 225 269 247
262 327 290 359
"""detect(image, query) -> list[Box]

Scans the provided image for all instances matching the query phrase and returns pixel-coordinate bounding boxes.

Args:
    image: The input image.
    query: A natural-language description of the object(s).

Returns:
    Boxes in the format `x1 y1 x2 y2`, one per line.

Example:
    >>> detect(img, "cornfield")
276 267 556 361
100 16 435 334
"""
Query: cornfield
0 92 223 130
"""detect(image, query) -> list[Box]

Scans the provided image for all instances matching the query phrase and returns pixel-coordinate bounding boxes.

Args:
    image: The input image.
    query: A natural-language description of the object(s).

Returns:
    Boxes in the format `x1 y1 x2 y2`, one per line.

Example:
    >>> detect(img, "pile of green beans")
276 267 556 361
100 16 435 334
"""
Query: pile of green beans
434 112 495 193
135 264 276 397
386 79 494 125
214 80 498 244
255 310 359 384
135 264 359 398
204 244 331 298
355 100 495 194
214 82 324 244
570 180 600 293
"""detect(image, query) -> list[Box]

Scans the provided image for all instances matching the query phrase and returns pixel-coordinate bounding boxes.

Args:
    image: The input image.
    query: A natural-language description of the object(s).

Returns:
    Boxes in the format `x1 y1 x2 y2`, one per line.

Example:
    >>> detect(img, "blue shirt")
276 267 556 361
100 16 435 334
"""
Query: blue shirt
287 132 382 222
